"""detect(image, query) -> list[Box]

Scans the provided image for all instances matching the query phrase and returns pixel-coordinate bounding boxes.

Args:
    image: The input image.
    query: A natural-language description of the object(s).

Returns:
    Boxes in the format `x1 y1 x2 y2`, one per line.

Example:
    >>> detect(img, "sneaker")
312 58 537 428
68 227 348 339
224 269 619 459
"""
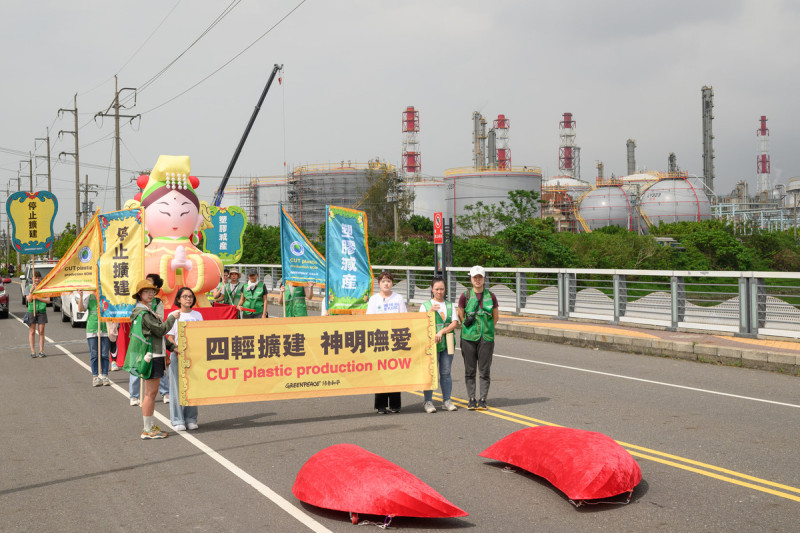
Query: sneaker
187 422 199 430
423 401 437 414
92 376 102 387
376 407 388 414
478 397 488 410
141 425 168 440
130 397 140 406
30 353 37 359
163 394 170 404
110 362 120 372
38 352 47 358
389 408 401 413
467 398 478 410
443 400 458 411
101 375 111 386
173 424 187 432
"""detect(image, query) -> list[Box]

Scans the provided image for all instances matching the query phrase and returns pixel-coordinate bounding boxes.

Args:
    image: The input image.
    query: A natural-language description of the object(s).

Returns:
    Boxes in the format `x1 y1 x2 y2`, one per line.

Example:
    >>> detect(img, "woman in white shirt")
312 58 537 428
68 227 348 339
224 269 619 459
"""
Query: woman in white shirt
366 271 406 414
166 287 203 431
418 276 459 413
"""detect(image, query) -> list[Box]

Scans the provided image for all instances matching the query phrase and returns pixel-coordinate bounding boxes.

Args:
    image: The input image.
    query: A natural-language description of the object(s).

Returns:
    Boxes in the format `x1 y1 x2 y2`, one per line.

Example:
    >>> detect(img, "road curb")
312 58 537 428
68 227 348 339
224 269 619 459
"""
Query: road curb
495 322 800 375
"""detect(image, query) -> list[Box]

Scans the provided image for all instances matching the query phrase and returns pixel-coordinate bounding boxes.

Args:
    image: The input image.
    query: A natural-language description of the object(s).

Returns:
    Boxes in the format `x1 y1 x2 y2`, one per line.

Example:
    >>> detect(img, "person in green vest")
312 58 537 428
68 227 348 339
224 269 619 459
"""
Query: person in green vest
279 280 314 317
25 271 50 358
418 276 459 413
77 290 111 387
237 269 268 319
212 268 229 303
457 265 499 411
222 268 244 307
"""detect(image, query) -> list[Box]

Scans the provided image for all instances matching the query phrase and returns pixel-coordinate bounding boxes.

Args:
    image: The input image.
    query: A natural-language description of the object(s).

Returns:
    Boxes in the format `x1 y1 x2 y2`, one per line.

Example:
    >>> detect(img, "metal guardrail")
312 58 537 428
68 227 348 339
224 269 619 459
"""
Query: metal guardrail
234 264 800 340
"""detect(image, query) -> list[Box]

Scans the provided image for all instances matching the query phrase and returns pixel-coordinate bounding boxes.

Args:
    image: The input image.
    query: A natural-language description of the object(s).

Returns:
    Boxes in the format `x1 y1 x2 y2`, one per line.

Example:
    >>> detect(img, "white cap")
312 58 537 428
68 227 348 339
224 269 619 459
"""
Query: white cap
469 265 485 278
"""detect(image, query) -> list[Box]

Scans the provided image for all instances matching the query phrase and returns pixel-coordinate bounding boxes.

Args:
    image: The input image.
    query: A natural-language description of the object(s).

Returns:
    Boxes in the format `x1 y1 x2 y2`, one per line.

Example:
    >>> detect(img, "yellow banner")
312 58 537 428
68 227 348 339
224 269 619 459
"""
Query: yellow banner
33 212 101 296
177 312 437 406
98 209 145 322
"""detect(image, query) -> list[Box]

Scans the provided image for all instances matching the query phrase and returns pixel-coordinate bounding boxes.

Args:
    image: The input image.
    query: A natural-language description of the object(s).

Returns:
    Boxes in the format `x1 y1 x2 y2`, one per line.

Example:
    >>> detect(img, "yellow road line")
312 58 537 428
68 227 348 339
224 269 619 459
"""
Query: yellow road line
411 391 800 502
501 319 661 339
712 335 800 352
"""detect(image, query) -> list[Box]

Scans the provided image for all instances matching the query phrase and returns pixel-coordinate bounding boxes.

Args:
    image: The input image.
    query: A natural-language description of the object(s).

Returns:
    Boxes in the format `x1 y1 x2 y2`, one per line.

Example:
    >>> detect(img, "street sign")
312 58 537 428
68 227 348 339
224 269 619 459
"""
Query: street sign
433 212 443 244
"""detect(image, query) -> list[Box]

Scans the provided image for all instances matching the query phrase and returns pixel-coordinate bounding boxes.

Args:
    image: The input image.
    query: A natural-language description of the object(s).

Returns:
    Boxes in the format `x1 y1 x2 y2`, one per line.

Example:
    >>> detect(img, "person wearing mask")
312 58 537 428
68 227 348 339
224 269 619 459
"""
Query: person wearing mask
366 271 407 414
166 287 202 431
129 279 180 439
418 277 459 413
279 280 314 317
77 290 111 387
457 265 499 411
25 271 50 358
237 269 268 319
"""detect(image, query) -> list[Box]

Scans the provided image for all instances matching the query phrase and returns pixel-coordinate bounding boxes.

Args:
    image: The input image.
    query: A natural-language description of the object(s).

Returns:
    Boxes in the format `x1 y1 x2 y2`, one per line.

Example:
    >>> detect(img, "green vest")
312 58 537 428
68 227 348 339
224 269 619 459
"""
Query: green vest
284 286 308 317
460 289 495 342
224 282 244 306
242 282 266 315
423 299 454 353
86 295 108 334
27 294 47 314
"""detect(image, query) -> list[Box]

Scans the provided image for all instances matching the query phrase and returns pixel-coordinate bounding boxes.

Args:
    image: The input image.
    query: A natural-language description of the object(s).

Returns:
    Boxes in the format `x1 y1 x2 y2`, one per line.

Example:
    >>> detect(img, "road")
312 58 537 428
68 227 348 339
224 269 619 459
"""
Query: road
1 283 799 532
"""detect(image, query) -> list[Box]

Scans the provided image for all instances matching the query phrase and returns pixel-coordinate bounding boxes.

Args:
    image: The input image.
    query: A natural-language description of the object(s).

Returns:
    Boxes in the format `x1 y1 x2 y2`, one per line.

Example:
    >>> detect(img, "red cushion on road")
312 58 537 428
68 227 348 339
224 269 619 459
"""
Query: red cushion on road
293 443 468 518
480 426 641 501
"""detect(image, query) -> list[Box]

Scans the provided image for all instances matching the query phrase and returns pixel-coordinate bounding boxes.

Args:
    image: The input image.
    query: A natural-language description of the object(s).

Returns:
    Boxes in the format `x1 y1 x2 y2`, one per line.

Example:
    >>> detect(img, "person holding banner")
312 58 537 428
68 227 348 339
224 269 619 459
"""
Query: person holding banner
130 279 180 440
418 277 459 413
166 287 202 431
367 271 407 414
237 269 267 319
457 265 499 411
77 291 111 387
25 271 49 358
279 280 313 317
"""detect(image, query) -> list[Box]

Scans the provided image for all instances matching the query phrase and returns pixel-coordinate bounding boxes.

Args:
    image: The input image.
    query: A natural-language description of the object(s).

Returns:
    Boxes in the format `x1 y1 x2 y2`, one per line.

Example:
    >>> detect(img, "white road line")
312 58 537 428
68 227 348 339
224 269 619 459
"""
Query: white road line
494 352 800 409
12 314 333 533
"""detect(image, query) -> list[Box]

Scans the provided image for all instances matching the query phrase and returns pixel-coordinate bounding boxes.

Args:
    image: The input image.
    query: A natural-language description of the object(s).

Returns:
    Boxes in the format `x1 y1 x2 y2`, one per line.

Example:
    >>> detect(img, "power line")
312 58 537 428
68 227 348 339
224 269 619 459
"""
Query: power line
141 0 307 115
116 0 183 76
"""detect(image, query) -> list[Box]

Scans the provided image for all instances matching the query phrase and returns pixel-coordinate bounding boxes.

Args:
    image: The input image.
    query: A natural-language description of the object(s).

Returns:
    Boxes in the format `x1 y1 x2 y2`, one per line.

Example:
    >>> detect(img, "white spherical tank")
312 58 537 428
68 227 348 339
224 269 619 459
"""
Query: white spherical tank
543 176 591 199
639 178 712 226
577 185 633 231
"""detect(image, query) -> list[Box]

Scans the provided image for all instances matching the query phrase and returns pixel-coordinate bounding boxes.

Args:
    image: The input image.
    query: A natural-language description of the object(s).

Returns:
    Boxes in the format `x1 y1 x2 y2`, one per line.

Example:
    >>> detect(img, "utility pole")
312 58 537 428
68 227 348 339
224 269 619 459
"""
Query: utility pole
80 174 98 226
95 76 139 210
59 93 80 235
35 128 52 192
20 158 33 192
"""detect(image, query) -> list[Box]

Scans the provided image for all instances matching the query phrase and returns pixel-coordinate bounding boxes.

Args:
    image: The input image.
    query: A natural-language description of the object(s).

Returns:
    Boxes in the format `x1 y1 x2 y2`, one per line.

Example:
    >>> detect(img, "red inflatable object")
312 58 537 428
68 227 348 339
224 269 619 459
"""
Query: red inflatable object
479 426 641 502
293 444 468 519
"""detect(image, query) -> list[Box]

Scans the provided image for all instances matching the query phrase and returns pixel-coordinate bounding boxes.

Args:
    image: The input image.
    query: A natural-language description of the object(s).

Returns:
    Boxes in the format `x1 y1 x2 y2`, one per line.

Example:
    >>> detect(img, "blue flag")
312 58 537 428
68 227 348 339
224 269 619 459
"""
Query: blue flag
325 205 373 314
280 206 326 286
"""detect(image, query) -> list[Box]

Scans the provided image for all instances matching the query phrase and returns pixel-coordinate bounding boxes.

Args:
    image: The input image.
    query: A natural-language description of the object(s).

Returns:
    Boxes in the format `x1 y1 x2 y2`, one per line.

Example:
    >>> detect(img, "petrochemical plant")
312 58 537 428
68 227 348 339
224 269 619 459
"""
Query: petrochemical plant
226 86 800 236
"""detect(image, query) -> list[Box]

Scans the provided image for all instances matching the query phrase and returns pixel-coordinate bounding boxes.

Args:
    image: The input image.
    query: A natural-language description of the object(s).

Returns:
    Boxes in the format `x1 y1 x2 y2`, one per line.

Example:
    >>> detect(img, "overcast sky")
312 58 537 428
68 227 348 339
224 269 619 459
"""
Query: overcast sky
2 0 799 232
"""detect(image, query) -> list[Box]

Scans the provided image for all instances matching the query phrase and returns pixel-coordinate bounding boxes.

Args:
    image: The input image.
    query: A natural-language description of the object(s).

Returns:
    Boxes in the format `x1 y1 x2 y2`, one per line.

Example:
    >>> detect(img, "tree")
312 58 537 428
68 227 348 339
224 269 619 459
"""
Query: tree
495 189 541 227
406 214 433 236
456 201 503 238
498 218 578 267
240 224 281 264
52 223 78 259
360 165 413 239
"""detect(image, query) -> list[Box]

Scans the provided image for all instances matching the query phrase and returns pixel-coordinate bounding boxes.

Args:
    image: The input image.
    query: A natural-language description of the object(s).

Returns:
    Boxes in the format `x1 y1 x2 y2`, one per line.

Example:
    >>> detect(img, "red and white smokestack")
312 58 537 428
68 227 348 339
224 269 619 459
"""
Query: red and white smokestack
401 106 421 177
494 114 511 170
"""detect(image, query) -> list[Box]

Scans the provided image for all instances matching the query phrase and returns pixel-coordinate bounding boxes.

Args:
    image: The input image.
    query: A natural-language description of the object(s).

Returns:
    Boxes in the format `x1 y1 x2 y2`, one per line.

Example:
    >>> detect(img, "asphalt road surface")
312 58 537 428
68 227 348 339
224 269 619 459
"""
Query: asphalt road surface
2 284 799 532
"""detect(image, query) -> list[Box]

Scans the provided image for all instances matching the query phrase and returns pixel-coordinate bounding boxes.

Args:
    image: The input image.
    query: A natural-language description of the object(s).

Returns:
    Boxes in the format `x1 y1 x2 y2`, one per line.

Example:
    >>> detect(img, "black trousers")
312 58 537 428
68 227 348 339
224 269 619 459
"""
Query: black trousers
374 392 401 410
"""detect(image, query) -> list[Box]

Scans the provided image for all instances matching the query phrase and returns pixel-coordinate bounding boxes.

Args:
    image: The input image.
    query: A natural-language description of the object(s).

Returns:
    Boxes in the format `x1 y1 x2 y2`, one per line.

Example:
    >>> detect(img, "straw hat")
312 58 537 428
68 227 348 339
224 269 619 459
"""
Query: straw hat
131 280 159 299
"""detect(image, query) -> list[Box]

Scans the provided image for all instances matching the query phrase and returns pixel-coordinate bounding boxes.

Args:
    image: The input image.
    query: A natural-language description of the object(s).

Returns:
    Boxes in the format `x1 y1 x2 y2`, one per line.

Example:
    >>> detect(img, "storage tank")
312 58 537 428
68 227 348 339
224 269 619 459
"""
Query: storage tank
443 166 543 233
405 178 446 219
541 176 592 232
639 177 712 227
577 185 633 231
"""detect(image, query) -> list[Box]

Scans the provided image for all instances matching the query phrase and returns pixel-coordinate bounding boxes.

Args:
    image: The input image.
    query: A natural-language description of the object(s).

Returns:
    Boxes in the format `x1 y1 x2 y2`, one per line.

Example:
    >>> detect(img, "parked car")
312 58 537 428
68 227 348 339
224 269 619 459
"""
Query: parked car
57 290 88 328
19 260 59 306
0 277 11 318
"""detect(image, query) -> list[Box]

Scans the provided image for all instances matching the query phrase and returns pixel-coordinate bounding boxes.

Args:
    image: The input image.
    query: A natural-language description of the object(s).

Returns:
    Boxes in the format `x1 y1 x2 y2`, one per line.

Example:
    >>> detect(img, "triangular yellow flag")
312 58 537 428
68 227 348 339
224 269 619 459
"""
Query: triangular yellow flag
33 212 101 297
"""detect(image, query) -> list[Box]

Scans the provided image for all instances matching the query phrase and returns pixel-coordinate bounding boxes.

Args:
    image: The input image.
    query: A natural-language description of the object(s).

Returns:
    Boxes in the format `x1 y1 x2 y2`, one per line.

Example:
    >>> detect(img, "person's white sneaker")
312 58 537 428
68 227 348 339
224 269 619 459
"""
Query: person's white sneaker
130 397 140 406
173 424 186 431
443 400 458 411
110 362 120 372
423 401 437 414
92 376 102 387
163 394 170 404
101 375 111 386
187 422 199 430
